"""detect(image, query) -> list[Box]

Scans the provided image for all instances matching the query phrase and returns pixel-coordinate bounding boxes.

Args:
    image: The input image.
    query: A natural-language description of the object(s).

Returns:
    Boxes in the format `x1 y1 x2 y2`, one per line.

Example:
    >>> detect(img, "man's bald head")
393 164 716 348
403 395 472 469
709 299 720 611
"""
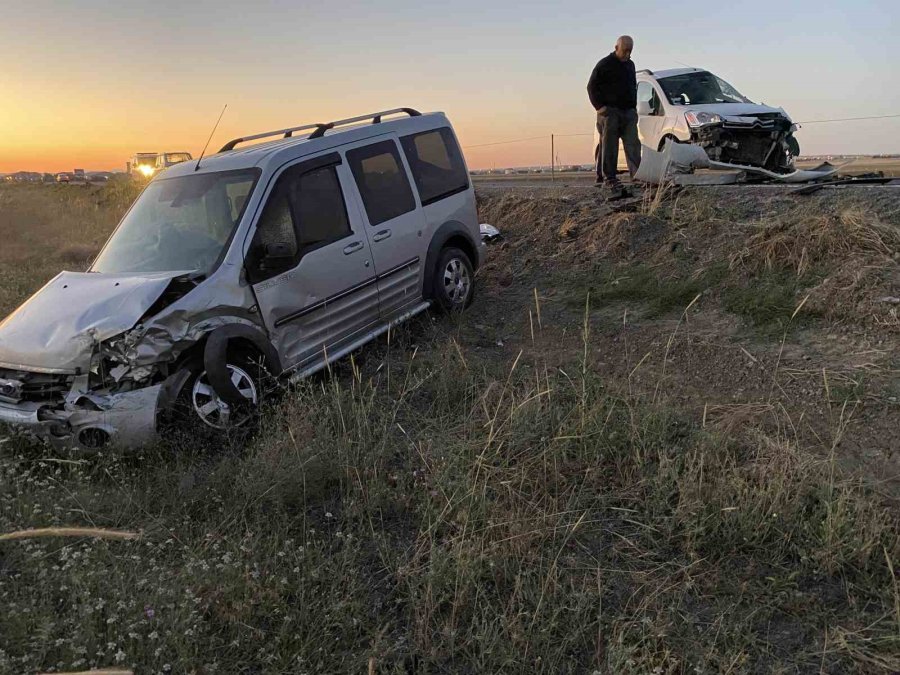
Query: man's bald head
614 35 634 61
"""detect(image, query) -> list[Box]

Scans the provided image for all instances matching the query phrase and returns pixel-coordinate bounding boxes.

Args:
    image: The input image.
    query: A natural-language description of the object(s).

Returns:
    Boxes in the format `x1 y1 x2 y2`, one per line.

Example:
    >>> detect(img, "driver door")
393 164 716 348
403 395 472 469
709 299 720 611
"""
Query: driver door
246 153 380 369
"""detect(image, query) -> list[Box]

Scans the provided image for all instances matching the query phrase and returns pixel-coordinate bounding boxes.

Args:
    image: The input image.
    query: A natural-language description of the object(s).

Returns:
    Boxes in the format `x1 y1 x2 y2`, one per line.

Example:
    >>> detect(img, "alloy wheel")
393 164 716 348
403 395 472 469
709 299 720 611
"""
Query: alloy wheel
191 364 258 429
443 258 471 305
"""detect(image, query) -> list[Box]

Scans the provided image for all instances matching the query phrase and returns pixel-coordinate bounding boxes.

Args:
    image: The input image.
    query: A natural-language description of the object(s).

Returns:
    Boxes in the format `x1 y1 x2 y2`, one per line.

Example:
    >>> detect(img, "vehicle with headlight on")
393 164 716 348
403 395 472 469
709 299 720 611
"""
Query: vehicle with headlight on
594 67 800 174
130 153 159 178
0 108 483 452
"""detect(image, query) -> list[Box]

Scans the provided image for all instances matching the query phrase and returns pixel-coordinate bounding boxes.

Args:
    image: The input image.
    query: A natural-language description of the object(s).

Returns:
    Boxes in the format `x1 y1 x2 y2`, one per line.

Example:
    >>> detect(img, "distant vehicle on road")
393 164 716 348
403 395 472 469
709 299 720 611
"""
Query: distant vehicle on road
55 172 72 183
128 152 193 178
129 153 159 178
154 152 193 173
594 67 800 174
73 168 86 182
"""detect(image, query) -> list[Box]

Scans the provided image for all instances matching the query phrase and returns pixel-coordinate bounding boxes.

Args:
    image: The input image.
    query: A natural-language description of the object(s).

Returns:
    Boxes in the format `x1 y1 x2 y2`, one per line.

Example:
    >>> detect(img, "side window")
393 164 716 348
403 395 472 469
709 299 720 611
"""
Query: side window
400 128 469 206
638 82 660 115
346 140 416 226
292 166 352 249
650 87 662 114
246 182 298 281
246 162 350 282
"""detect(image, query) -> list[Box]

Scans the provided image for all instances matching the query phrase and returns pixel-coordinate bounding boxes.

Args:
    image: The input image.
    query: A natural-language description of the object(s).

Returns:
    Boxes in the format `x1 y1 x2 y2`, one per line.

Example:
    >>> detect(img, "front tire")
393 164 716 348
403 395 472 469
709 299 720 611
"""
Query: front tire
433 247 475 313
162 349 264 444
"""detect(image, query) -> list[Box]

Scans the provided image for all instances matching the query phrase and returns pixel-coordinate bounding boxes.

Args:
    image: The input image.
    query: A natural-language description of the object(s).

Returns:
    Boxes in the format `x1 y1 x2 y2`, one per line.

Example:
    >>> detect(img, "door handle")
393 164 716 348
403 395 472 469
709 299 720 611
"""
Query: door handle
373 229 392 242
343 241 364 255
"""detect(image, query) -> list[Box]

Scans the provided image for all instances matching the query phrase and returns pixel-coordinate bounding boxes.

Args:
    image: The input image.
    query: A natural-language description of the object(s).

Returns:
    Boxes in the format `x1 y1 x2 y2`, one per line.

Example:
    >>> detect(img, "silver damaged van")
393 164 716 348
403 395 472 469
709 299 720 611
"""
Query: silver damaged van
0 108 484 451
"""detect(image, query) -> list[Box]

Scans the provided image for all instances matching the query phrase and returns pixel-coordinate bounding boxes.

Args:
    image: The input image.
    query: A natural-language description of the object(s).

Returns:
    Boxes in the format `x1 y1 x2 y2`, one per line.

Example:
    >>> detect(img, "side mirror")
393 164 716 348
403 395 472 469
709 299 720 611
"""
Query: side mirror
636 100 652 116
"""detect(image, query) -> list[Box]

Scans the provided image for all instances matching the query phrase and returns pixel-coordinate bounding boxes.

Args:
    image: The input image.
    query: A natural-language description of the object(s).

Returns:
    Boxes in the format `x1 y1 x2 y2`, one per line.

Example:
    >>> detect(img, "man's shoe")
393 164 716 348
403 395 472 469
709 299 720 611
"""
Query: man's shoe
602 180 631 200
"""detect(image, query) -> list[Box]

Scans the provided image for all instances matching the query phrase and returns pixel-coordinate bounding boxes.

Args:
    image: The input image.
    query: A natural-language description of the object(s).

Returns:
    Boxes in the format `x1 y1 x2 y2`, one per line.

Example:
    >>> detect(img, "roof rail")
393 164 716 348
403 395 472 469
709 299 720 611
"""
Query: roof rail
219 108 422 152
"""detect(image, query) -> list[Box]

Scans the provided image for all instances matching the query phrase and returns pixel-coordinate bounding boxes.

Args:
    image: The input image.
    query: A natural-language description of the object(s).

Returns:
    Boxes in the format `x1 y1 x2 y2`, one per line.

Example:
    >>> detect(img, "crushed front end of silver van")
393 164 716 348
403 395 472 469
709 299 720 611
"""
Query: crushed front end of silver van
0 270 233 451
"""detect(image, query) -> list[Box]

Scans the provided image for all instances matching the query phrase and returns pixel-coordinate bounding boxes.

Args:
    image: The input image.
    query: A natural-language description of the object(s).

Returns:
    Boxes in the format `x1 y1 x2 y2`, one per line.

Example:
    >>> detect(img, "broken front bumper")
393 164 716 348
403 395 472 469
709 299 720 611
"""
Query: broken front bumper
691 118 796 173
0 384 163 451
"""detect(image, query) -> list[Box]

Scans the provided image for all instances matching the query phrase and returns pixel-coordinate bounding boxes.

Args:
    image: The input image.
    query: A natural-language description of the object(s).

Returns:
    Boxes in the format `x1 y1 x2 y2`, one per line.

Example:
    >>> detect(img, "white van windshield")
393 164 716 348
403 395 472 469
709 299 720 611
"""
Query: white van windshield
659 71 752 105
91 169 259 275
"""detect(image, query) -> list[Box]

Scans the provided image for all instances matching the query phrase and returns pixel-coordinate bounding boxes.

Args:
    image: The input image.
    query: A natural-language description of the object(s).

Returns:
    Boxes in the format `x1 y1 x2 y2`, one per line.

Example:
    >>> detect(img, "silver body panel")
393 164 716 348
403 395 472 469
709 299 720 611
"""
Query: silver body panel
249 157 382 369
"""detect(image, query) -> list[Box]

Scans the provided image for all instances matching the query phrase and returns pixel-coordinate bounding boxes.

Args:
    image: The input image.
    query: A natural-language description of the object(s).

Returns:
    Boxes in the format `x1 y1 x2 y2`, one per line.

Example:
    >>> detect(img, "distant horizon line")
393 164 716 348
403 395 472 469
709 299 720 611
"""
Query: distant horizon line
3 152 899 176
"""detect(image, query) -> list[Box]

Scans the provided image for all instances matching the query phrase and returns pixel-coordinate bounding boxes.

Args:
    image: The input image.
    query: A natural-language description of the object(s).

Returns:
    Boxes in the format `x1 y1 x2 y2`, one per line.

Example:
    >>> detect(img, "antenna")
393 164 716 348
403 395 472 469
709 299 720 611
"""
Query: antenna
194 104 227 172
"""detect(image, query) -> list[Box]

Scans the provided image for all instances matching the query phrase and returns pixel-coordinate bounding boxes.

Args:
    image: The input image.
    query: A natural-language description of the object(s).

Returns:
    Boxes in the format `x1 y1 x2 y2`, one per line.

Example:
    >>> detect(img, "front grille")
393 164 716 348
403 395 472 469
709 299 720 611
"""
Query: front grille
0 368 72 404
723 114 790 131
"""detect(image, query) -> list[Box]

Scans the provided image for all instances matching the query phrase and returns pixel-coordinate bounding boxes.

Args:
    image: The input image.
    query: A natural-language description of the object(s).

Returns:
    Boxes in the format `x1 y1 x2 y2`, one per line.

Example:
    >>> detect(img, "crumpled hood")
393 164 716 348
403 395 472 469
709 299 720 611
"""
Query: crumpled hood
0 270 188 373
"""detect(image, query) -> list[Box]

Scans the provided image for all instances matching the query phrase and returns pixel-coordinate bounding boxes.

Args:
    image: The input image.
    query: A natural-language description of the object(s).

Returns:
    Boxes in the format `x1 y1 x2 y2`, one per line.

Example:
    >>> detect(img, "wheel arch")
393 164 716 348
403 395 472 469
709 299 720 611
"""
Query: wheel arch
422 221 480 300
202 324 281 405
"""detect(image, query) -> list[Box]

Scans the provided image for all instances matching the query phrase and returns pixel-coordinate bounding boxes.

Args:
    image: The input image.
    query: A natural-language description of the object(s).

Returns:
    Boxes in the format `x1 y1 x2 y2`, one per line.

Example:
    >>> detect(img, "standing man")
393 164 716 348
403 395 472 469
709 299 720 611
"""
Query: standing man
587 35 641 193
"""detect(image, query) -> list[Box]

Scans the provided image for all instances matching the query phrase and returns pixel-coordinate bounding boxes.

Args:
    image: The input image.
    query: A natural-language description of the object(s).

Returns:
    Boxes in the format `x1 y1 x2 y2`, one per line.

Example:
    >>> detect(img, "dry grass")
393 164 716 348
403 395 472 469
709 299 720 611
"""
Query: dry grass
0 182 898 673
0 527 142 542
732 204 899 276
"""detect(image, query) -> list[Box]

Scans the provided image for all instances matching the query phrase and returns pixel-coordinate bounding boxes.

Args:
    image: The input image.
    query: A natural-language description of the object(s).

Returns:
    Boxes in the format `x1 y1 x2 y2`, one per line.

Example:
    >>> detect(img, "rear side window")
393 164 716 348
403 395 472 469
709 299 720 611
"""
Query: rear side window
346 140 416 226
400 128 469 205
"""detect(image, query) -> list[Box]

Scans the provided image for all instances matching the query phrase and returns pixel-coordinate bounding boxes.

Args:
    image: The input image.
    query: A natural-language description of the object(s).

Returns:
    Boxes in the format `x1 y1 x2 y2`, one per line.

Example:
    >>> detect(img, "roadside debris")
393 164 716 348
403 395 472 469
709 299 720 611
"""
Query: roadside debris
480 223 501 242
634 139 841 185
789 176 898 196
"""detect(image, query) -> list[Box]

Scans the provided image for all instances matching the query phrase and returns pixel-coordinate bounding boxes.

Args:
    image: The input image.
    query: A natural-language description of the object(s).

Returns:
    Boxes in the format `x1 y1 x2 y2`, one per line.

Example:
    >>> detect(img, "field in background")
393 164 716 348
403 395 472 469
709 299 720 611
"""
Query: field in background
0 181 898 673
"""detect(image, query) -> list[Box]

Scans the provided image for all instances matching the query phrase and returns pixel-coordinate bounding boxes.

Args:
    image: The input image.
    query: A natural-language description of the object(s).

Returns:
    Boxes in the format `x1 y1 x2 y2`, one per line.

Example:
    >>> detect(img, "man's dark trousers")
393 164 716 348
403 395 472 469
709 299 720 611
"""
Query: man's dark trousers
596 107 641 183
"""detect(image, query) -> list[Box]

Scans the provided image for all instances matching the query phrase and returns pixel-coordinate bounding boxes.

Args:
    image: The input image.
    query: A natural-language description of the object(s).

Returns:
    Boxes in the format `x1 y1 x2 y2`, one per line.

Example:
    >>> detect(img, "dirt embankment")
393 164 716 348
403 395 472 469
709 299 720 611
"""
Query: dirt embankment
470 184 899 488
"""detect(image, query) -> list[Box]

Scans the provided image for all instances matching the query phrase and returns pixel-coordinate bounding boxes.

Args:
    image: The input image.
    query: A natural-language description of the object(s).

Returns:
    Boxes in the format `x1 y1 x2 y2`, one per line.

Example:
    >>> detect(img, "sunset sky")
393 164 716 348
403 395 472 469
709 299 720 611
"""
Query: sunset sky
2 0 898 173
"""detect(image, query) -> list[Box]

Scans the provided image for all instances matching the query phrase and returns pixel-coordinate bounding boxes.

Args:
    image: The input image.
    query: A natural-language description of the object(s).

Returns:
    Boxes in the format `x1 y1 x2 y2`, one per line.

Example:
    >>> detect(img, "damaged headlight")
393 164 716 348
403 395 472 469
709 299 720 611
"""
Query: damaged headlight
685 111 723 128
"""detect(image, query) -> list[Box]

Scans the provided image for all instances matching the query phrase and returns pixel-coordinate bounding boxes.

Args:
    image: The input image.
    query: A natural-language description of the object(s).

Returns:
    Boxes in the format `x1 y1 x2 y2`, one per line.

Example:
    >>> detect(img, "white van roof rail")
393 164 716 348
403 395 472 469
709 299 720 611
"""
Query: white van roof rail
219 107 422 152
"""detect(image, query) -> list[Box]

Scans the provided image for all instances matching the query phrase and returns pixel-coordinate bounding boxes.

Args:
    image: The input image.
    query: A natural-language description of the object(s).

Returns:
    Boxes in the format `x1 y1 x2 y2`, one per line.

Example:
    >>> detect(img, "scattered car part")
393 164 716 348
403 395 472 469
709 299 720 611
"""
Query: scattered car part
788 177 898 196
635 140 841 185
480 223 501 242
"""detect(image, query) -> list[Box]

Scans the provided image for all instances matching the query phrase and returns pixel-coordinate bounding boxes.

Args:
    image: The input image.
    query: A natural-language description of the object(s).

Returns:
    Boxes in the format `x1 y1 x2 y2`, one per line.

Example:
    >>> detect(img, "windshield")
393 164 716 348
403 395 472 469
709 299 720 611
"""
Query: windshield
134 156 156 167
658 71 753 105
165 153 191 164
91 169 259 275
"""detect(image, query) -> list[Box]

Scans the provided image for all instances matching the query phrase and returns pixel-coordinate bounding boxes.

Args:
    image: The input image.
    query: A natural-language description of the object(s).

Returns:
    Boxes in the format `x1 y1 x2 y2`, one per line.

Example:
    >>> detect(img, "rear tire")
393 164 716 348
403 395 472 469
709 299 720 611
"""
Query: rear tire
433 247 475 313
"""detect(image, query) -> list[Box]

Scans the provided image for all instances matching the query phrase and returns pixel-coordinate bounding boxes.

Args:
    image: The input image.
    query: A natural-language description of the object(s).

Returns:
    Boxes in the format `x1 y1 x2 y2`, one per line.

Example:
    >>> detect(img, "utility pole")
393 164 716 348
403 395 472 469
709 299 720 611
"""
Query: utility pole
551 134 555 182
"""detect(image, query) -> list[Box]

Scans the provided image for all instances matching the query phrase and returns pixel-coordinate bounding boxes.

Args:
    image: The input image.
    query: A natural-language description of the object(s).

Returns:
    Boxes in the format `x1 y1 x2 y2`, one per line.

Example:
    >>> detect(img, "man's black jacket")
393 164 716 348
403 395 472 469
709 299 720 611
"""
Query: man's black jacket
587 53 637 110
